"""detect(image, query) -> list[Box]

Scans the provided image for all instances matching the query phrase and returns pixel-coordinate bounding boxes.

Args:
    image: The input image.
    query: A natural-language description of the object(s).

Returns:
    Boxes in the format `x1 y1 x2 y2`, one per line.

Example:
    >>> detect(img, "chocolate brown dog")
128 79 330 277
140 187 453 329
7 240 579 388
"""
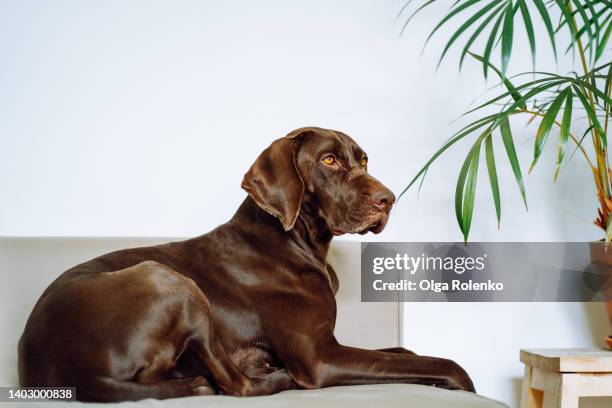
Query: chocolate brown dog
18 127 475 401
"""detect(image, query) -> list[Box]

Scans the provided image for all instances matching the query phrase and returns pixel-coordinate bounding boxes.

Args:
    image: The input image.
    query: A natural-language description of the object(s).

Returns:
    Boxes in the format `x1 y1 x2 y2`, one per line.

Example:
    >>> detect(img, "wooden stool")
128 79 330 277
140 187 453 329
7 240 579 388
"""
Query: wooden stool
520 349 612 408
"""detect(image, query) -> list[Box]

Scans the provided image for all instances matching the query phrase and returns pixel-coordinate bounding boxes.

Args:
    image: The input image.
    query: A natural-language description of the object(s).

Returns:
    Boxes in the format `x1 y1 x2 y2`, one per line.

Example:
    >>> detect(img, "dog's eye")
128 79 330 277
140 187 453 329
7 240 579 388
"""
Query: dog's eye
322 155 336 165
360 156 368 167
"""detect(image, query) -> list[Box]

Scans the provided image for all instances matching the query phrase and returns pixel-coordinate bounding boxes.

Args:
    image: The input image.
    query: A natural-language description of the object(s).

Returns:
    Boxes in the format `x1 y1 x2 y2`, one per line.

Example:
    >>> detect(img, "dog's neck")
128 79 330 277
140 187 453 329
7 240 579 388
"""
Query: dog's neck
231 197 332 266
293 197 334 261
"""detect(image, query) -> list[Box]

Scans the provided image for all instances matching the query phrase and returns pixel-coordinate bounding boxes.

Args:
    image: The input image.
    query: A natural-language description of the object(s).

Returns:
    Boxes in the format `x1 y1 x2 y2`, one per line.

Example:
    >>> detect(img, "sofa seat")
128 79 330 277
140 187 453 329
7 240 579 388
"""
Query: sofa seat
5 384 507 407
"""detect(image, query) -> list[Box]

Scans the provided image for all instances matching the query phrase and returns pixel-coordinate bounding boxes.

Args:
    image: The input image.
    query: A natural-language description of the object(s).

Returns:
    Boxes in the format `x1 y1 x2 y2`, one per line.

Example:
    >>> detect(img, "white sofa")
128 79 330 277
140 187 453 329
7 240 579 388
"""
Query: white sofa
0 238 507 407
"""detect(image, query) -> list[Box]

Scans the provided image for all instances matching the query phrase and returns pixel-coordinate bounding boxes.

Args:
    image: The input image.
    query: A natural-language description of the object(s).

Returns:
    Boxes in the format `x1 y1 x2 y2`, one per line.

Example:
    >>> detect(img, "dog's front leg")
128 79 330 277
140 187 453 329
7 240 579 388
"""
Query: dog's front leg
281 342 475 392
262 276 474 393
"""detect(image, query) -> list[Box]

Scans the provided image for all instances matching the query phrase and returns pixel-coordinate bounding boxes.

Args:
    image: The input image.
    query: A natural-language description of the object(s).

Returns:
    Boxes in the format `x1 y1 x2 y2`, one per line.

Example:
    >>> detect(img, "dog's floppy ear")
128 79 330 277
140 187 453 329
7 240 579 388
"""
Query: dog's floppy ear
241 129 311 231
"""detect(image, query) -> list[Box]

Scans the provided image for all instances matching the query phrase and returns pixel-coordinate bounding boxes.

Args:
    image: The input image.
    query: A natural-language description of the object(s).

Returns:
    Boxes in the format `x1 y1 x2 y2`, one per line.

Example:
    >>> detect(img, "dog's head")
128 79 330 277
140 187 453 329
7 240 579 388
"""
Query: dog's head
241 127 395 235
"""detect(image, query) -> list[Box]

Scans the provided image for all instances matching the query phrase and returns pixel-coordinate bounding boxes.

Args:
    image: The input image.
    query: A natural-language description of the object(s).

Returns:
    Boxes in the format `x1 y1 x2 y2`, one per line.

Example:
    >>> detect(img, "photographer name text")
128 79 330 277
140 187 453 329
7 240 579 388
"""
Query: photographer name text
372 279 503 292
371 254 504 293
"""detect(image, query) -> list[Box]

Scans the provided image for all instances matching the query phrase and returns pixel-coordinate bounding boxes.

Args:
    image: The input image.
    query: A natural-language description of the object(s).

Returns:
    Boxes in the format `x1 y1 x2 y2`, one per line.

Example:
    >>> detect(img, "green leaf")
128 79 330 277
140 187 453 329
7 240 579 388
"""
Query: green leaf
588 61 612 75
554 89 573 181
455 152 472 237
517 0 536 69
570 0 596 61
567 76 612 106
464 76 565 116
583 0 603 31
581 0 602 41
592 72 600 105
398 113 499 200
438 0 505 68
460 4 506 69
483 8 505 78
484 131 501 227
425 0 484 46
572 84 607 147
596 18 612 62
468 52 526 109
400 0 437 37
396 0 417 21
466 78 568 117
532 0 558 60
493 80 570 123
530 88 569 172
456 142 482 242
565 125 594 165
605 63 612 114
563 8 611 56
500 0 514 75
499 115 528 209
553 0 578 55
578 0 608 61
463 145 481 241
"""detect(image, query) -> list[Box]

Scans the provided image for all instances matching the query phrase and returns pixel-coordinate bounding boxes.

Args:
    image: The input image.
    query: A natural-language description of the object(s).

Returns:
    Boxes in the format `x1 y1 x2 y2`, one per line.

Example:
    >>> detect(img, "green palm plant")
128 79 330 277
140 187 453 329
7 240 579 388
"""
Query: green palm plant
399 0 612 242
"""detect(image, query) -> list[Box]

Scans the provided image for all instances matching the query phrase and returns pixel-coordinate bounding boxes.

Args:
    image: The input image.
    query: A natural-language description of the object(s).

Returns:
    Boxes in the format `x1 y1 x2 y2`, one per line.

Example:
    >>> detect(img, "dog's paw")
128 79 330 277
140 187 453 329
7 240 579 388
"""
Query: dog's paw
246 368 295 396
190 376 215 396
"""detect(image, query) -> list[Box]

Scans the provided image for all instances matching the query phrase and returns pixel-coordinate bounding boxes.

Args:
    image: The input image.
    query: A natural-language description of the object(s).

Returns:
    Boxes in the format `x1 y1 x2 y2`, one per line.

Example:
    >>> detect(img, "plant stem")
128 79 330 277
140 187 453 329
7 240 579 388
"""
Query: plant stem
605 71 611 138
566 1 610 199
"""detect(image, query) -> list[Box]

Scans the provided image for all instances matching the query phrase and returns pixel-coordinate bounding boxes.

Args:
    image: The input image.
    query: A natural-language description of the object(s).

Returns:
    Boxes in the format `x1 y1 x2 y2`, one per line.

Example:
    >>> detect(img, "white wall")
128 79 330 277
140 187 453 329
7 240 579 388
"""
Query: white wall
1 1 609 406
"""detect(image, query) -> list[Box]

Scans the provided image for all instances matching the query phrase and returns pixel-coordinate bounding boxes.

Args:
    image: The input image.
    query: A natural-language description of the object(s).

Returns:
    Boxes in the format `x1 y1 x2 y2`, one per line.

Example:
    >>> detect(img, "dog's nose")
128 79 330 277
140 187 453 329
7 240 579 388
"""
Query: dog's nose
372 188 396 212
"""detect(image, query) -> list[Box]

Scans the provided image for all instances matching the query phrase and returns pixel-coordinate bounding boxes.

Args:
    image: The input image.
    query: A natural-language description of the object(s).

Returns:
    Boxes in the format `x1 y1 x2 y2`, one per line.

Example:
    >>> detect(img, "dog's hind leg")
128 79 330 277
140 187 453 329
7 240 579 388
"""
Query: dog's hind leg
190 335 295 396
180 285 294 396
184 302 295 396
